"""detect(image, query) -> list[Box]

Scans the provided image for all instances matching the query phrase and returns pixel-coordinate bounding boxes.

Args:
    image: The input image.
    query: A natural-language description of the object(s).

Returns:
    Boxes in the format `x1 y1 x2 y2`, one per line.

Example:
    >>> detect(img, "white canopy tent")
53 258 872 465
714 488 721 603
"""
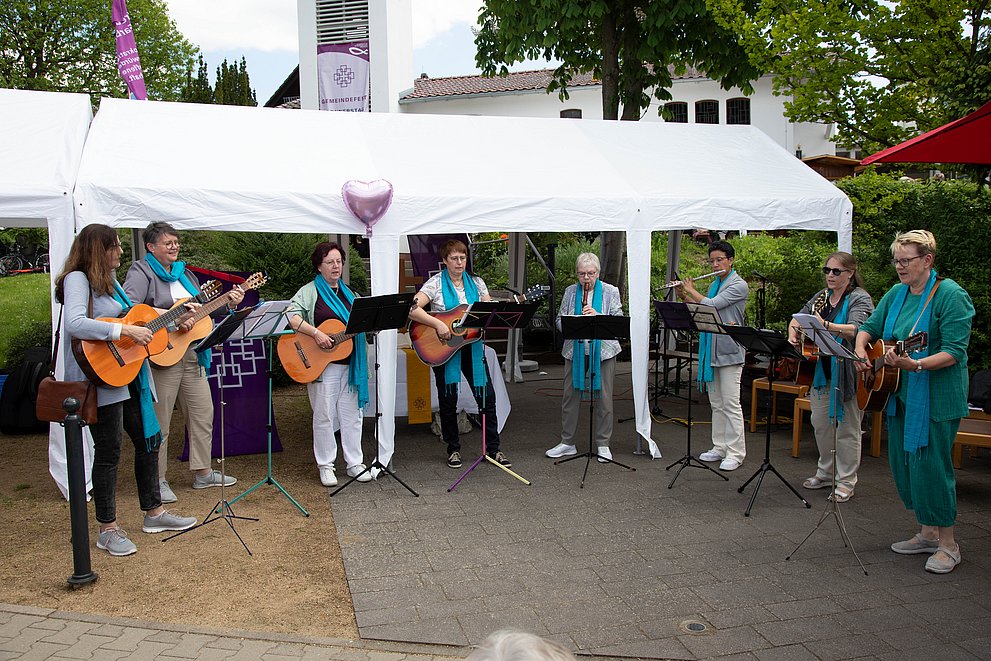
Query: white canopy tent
0 88 93 497
70 97 852 469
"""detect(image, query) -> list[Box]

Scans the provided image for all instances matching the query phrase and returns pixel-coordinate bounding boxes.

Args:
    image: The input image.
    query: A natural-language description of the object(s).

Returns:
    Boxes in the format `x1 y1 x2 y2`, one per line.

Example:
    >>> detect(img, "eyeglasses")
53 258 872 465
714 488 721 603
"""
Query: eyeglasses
891 255 925 268
708 256 728 264
446 255 467 262
577 271 598 278
158 240 180 249
821 267 849 276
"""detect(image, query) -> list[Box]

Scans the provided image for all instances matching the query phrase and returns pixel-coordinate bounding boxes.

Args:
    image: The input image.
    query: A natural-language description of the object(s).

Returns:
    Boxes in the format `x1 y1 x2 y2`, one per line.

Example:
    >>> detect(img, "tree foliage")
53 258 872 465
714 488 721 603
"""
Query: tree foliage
181 54 258 107
709 0 991 152
0 0 196 102
214 57 257 107
475 0 764 291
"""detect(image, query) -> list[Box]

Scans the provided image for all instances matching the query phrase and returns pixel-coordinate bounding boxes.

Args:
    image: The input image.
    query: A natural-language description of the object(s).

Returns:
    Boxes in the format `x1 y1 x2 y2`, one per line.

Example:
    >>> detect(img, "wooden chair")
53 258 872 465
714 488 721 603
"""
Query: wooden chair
749 377 808 433
791 396 882 459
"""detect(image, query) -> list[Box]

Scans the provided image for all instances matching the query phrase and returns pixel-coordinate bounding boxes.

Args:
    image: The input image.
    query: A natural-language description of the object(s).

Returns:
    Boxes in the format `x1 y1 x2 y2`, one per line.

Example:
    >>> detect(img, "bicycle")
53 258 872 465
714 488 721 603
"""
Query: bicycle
0 245 49 277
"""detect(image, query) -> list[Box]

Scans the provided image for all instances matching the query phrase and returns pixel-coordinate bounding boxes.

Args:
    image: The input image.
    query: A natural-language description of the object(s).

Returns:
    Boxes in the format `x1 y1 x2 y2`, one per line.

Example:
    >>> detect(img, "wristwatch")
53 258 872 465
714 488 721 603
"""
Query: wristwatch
915 359 924 372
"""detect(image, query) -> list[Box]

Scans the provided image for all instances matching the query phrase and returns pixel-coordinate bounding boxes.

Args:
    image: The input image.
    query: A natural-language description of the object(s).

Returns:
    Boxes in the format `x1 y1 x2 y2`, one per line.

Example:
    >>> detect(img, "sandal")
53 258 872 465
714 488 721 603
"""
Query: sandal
829 484 854 503
802 476 832 490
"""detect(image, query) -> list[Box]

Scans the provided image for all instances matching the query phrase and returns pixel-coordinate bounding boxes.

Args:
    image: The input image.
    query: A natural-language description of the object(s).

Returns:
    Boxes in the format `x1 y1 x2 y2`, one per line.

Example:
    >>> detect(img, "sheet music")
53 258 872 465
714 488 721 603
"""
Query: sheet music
229 300 292 340
792 313 859 360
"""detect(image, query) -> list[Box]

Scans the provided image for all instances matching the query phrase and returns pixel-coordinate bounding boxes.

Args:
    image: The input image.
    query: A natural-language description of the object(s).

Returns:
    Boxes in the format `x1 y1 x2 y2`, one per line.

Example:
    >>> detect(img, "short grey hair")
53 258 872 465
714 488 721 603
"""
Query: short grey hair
466 630 577 661
575 252 600 272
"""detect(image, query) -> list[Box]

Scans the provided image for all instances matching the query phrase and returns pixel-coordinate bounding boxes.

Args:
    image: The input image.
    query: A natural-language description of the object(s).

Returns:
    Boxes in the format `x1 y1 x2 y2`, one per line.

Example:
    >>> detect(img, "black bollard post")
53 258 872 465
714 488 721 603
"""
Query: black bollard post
63 397 98 587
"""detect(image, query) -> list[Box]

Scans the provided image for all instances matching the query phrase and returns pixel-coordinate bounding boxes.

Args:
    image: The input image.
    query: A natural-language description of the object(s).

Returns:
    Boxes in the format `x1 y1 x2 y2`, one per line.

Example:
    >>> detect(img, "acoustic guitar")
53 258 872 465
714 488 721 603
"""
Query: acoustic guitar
150 273 267 367
856 331 929 411
277 318 359 384
782 290 828 385
409 285 550 367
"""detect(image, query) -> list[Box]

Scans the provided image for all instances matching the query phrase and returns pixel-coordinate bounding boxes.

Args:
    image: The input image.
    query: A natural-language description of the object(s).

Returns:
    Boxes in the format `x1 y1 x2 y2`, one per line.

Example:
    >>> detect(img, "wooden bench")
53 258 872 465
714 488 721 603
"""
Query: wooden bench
792 396 882 459
953 409 991 468
749 377 808 433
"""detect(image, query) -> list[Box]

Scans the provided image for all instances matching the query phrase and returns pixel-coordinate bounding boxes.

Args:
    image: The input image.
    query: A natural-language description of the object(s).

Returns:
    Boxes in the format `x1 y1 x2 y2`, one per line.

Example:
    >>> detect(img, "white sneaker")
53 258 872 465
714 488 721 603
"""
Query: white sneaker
546 443 577 458
319 467 337 487
596 446 613 463
719 457 742 471
699 449 724 462
347 464 373 483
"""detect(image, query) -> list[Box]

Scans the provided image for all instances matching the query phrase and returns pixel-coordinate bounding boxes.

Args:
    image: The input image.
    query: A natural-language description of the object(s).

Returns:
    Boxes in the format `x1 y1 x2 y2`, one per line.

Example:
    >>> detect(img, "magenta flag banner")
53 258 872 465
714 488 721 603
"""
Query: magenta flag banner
112 0 147 100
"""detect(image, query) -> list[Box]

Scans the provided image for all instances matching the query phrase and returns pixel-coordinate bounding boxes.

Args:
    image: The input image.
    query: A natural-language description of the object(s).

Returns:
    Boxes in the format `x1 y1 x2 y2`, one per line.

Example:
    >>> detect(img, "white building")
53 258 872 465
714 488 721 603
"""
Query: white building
287 1 837 158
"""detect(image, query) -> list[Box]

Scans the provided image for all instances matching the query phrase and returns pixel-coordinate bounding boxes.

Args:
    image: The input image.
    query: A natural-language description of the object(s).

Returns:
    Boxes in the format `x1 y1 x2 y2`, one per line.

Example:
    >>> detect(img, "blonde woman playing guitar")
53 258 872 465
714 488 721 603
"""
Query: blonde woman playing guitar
855 230 974 575
408 239 510 470
786 252 874 504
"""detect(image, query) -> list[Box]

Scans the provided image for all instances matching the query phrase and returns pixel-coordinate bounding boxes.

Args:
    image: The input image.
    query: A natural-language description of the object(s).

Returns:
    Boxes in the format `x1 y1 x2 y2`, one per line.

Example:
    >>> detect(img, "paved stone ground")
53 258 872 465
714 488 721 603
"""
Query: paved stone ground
330 362 991 659
4 361 991 660
0 602 470 660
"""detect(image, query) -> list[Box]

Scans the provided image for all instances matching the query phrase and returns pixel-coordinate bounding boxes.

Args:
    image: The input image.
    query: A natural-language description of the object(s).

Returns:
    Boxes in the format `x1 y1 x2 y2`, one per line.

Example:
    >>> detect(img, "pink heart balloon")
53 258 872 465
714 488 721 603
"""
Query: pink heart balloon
342 179 394 236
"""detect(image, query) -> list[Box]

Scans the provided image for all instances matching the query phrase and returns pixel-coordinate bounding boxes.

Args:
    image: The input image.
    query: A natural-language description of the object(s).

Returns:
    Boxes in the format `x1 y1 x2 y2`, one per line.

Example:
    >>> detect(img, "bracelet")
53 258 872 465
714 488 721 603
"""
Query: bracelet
915 359 924 372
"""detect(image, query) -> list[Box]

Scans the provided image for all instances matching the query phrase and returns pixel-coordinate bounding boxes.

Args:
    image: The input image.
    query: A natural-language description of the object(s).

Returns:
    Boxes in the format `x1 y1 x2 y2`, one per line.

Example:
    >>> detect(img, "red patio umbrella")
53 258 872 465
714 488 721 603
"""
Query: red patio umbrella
860 100 991 165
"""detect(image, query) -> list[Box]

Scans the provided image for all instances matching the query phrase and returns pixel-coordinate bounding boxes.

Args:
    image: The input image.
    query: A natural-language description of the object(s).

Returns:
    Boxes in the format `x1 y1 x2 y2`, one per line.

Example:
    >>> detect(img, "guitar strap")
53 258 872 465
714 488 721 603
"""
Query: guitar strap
908 279 940 337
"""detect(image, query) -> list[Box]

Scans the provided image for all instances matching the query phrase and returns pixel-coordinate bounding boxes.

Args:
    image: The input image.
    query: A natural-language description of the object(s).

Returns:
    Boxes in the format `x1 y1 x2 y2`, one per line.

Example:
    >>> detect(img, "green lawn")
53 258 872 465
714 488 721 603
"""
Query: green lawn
0 273 51 369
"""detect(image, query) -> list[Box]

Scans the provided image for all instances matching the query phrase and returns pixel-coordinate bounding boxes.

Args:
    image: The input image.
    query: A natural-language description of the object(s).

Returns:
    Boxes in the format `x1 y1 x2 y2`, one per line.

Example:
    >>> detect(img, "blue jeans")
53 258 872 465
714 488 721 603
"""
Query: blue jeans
90 398 161 524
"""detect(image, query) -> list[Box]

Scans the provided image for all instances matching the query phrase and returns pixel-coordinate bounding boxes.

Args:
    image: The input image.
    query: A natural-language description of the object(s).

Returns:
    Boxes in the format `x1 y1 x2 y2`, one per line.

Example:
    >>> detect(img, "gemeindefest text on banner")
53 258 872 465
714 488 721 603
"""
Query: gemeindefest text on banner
112 0 147 100
317 41 370 111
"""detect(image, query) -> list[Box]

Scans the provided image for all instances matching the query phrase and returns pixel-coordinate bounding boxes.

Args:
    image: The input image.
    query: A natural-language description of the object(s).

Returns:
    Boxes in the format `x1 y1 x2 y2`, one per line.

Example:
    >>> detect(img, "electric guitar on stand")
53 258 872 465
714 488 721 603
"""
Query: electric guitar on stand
856 331 929 411
409 285 549 367
150 273 267 367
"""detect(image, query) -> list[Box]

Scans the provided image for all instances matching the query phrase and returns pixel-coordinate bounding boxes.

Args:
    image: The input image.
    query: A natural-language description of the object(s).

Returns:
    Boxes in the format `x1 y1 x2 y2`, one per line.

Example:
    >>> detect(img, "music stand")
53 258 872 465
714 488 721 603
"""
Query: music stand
164 306 259 555
331 293 419 497
654 301 730 488
556 314 635 487
786 314 868 574
720 325 810 517
225 301 309 516
448 300 537 491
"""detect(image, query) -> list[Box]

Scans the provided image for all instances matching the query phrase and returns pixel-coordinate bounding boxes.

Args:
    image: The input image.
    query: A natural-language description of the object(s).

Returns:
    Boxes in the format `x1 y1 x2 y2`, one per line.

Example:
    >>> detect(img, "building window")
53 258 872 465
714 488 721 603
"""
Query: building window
727 98 751 125
695 100 719 124
663 102 688 123
560 109 582 119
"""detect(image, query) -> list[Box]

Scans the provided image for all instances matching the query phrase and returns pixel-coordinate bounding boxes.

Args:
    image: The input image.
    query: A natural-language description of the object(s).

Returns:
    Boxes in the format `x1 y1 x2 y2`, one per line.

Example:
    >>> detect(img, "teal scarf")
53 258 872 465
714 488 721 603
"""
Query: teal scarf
145 253 211 371
697 271 733 391
110 282 162 452
313 276 369 409
572 280 603 395
812 290 849 422
882 269 937 454
441 269 486 395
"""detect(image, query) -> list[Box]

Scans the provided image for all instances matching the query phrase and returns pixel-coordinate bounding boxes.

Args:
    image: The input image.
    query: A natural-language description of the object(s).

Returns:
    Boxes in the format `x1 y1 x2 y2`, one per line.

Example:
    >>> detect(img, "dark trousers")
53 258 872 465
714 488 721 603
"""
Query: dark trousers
90 398 161 524
432 349 500 456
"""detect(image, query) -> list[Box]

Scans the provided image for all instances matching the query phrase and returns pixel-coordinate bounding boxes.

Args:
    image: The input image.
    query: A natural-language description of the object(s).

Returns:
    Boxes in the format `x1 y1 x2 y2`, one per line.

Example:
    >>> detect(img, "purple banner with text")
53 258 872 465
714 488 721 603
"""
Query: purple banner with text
112 0 147 100
317 41 369 111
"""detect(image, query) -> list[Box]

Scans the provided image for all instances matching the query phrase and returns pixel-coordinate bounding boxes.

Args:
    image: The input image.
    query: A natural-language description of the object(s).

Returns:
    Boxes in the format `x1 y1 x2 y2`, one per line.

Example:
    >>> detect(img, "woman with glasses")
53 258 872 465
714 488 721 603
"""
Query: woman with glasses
409 239 511 470
855 230 974 574
676 240 749 471
787 252 874 503
545 253 623 461
55 224 195 557
287 241 371 487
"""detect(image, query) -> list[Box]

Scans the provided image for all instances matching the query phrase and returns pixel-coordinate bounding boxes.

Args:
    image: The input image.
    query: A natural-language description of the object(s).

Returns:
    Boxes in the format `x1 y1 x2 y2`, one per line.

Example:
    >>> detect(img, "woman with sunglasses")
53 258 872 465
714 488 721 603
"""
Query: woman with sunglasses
787 252 874 503
855 230 974 574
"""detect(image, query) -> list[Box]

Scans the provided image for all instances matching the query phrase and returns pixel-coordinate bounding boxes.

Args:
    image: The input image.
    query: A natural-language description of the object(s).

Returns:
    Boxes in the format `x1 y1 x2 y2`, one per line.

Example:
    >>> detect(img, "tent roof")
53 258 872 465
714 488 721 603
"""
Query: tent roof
0 88 92 227
74 98 850 238
861 100 991 166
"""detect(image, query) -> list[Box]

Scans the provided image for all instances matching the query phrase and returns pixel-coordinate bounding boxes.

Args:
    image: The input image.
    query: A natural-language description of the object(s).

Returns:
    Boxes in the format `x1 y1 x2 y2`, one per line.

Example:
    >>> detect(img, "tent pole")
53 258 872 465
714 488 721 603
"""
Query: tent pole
504 232 525 383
